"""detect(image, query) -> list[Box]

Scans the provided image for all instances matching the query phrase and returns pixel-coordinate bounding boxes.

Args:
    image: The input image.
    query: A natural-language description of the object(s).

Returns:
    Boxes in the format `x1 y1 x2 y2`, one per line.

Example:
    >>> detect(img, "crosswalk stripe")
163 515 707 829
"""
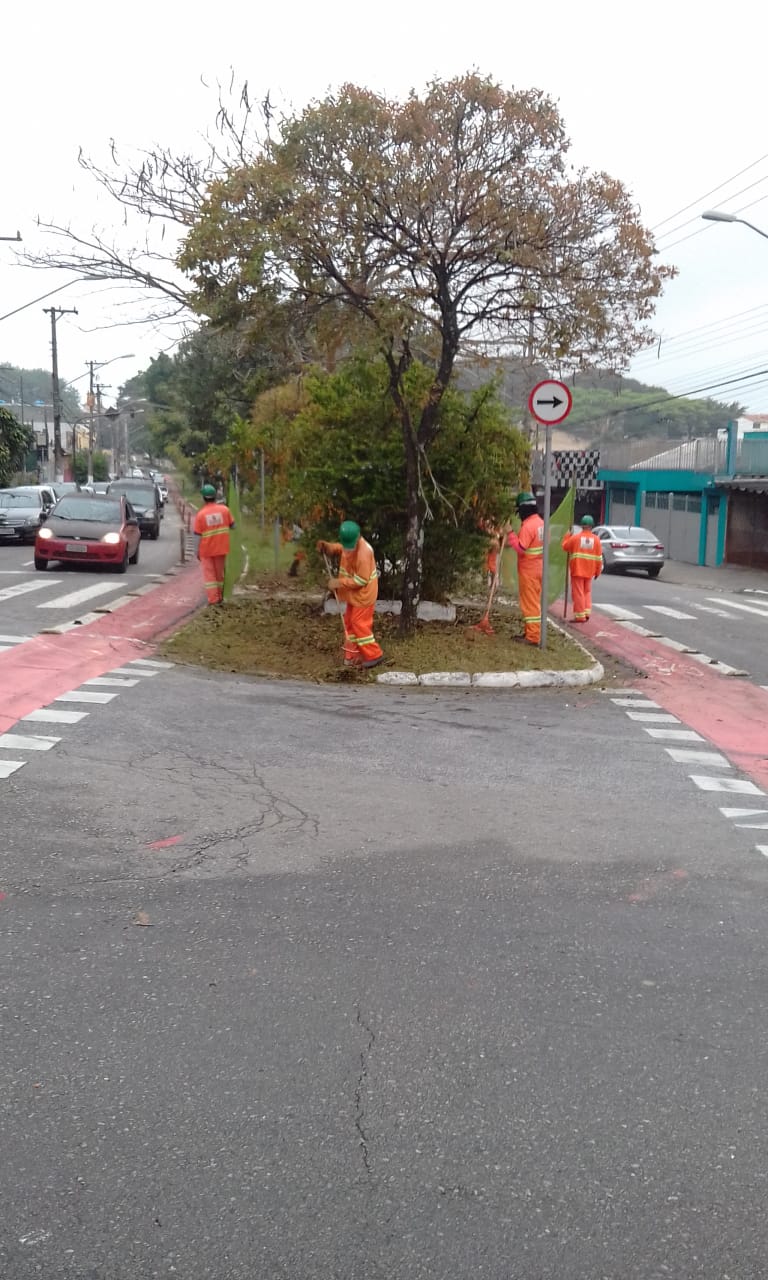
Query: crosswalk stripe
22 709 89 724
0 760 25 779
645 606 696 620
83 676 139 687
665 748 730 766
706 597 768 618
55 690 117 704
594 604 643 620
690 776 764 794
694 604 741 619
108 666 159 677
0 733 61 751
625 711 680 723
128 658 174 669
735 821 768 830
720 807 768 818
37 582 123 610
643 727 705 741
611 698 660 708
0 635 33 643
0 580 61 602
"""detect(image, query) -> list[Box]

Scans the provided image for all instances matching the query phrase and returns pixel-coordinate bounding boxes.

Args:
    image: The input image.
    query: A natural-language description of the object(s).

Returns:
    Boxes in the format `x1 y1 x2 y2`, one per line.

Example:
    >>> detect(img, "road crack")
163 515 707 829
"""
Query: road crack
354 1003 376 1179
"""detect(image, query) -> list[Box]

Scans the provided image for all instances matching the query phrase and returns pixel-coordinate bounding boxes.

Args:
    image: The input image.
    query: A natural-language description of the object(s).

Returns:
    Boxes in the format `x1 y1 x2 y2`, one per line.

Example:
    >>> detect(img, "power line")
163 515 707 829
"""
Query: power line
634 300 768 355
651 150 768 233
575 366 768 432
659 189 768 253
655 170 768 243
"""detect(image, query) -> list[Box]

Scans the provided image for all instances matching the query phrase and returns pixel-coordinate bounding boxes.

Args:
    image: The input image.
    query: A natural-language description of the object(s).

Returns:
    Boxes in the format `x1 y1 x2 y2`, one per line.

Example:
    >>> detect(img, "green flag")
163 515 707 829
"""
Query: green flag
223 478 243 601
499 485 576 606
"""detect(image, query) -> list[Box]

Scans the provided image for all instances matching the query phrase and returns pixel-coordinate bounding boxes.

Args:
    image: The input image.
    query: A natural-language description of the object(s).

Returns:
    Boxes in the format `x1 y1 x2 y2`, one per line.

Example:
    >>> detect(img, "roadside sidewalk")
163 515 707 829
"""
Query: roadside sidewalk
650 560 768 594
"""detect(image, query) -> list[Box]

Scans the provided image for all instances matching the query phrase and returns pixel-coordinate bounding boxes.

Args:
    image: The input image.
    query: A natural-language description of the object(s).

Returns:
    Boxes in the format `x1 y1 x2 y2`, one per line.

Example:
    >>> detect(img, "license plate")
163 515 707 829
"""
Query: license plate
0 527 15 537
65 542 88 553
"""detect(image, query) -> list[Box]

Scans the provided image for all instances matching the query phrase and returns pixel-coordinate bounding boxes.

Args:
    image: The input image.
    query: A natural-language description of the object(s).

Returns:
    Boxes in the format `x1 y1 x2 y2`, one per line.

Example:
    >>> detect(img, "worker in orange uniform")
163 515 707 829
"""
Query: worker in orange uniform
561 514 602 623
193 483 236 606
317 520 385 669
506 492 544 644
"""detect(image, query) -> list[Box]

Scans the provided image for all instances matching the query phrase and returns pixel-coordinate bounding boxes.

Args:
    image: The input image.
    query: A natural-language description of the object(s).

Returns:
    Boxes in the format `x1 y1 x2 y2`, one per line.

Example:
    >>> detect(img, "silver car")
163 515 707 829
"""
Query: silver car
594 525 665 577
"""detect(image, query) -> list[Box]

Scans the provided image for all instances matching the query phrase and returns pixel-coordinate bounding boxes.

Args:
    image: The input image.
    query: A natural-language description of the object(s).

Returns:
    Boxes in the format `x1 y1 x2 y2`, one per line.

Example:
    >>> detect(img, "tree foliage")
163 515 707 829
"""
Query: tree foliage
181 73 673 629
0 407 33 487
563 372 744 442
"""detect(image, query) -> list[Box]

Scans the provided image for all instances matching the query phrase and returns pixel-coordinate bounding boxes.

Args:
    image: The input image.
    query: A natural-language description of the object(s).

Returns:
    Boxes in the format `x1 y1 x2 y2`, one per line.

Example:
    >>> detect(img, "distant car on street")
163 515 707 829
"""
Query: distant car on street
107 479 162 538
0 487 56 543
35 493 141 572
593 525 665 577
51 482 81 500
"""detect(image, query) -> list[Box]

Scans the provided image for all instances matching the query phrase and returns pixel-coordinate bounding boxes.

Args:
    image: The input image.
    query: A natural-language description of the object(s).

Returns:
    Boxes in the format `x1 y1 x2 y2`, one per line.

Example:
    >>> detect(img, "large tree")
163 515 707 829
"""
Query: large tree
181 73 672 631
0 407 33 486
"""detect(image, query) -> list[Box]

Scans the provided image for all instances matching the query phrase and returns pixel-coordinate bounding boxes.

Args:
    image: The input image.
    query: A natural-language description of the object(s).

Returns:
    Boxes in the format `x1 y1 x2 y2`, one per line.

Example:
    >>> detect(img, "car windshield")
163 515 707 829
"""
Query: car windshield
54 498 122 522
0 492 38 508
610 527 658 541
113 488 154 505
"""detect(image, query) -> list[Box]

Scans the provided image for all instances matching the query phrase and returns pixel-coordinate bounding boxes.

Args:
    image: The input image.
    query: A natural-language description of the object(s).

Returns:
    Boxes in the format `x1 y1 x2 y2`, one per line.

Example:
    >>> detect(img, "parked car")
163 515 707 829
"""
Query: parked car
107 479 161 538
0 487 56 543
81 482 111 495
51 482 81 500
35 493 141 572
594 525 665 577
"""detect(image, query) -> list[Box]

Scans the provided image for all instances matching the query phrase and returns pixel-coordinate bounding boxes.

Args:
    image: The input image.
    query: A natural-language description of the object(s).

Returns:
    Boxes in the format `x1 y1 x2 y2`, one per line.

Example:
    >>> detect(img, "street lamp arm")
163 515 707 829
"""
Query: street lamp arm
736 218 768 242
701 209 768 241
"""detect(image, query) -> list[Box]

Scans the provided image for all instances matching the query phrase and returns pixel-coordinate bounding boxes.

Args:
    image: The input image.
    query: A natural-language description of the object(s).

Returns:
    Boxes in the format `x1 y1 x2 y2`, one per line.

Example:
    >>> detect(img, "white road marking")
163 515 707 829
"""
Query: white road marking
617 621 662 636
655 636 697 652
109 666 159 677
625 711 681 723
694 604 741 619
0 570 27 575
720 808 768 818
0 580 61 602
665 748 731 766
594 604 644 620
55 689 117 704
0 634 33 643
37 582 123 610
22 560 34 567
0 759 25 778
645 606 697 620
611 697 660 708
128 657 174 669
23 708 89 724
707 597 768 618
756 846 768 857
735 821 768 830
83 676 140 687
0 733 60 751
690 776 764 794
643 727 705 742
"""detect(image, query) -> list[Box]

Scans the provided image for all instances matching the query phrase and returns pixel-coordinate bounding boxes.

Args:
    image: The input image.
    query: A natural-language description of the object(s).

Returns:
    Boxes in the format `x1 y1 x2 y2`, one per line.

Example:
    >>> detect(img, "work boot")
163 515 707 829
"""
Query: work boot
361 654 385 670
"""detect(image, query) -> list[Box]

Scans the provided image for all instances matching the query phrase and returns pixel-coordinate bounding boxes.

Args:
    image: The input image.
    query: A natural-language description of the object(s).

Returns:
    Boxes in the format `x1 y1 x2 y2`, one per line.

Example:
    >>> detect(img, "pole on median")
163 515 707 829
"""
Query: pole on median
526 379 573 652
540 422 552 650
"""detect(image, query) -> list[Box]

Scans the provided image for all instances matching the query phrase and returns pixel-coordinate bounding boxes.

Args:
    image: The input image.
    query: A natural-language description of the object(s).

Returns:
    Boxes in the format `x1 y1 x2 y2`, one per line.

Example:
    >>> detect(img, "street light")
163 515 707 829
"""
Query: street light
701 209 768 241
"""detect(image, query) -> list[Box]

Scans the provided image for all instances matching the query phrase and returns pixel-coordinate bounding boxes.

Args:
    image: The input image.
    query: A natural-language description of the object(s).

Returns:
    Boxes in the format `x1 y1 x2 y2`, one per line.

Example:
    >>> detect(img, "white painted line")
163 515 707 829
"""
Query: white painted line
0 579 61 602
22 708 89 724
0 570 27 575
687 652 717 666
665 748 731 766
694 604 740 619
626 711 681 723
0 733 60 751
735 821 768 830
54 689 117 704
0 646 14 654
22 560 34 567
611 697 661 708
744 588 768 596
617 621 662 637
655 636 697 653
756 846 768 858
83 676 139 688
594 604 644 620
128 658 174 669
0 759 26 779
0 634 33 643
707 597 768 618
643 727 705 742
645 606 697 620
711 662 749 678
720 807 768 818
108 666 159 677
38 582 122 610
690 776 764 794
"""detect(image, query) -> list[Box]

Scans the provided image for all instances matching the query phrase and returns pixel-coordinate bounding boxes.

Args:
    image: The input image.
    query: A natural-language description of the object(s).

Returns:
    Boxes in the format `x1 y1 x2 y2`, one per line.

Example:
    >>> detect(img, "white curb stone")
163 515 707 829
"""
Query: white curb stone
376 661 604 690
418 671 472 686
324 598 456 622
471 671 520 688
376 671 419 685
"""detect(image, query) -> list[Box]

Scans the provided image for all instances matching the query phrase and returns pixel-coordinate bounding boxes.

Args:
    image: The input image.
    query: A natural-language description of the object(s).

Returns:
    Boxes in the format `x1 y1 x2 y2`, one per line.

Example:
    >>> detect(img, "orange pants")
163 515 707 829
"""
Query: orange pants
518 570 542 644
201 554 226 604
343 602 383 665
570 575 594 622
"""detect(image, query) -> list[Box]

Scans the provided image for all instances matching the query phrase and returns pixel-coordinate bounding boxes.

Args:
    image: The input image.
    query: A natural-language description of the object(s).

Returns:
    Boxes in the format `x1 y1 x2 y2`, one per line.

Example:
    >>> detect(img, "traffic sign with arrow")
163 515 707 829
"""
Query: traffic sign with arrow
528 379 573 426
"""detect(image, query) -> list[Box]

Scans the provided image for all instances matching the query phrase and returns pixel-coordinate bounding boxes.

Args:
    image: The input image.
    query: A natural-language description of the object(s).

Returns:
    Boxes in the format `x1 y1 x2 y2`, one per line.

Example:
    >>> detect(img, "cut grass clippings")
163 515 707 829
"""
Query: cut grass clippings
163 592 593 683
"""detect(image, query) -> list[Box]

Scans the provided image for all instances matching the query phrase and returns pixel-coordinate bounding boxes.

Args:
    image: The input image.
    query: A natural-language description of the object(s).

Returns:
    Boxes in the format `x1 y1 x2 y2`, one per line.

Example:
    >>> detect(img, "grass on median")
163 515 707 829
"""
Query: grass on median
163 590 592 683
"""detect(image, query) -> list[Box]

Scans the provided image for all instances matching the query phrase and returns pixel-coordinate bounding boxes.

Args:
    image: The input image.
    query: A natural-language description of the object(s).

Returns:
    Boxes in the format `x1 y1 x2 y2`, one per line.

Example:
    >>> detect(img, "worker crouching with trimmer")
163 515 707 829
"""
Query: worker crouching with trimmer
317 521 385 670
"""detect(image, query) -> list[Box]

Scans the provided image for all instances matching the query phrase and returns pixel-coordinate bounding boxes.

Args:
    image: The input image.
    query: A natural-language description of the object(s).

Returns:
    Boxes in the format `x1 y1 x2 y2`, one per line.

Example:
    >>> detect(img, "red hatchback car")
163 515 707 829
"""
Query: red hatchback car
34 494 141 573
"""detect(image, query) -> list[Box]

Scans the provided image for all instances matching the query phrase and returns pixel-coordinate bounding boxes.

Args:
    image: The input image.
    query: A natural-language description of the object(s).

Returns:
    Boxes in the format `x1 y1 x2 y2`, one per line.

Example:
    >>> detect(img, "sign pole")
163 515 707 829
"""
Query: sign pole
540 422 552 650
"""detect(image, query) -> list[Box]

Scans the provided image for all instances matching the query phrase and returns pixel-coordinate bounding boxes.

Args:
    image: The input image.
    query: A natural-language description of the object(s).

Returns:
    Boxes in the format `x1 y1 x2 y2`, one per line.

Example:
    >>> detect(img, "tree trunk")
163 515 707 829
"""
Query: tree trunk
399 425 423 636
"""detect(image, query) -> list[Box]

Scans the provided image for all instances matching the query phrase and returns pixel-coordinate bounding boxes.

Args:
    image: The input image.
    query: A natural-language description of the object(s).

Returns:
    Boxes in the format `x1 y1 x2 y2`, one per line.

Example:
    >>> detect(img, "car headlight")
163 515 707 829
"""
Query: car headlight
37 527 53 540
102 532 121 545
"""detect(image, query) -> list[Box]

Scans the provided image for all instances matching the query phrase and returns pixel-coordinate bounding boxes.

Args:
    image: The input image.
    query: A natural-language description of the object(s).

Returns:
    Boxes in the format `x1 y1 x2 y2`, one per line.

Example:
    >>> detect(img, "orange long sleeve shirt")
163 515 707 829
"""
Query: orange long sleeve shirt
326 538 380 606
561 529 603 578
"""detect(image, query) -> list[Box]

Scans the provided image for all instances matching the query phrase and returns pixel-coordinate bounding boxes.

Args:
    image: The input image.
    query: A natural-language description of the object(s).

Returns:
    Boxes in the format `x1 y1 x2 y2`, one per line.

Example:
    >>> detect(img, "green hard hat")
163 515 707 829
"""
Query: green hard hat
201 483 216 499
580 514 595 527
516 491 535 506
339 520 361 550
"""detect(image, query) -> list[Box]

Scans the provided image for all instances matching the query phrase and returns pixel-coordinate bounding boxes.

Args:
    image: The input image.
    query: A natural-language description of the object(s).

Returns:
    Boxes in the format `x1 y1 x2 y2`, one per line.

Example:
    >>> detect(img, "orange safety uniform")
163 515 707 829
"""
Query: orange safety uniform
193 502 235 605
326 537 383 665
506 514 545 643
561 527 603 622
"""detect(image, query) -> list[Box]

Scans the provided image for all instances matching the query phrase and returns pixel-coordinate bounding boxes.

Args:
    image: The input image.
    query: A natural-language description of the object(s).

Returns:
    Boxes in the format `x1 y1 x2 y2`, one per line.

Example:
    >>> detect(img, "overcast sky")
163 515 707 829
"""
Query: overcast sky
2 0 766 413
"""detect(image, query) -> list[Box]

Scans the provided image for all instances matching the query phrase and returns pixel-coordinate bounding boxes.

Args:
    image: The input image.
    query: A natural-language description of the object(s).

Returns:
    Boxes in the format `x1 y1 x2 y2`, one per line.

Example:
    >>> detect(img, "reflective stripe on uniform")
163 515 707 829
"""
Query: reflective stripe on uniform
520 546 543 556
521 614 542 624
570 552 602 563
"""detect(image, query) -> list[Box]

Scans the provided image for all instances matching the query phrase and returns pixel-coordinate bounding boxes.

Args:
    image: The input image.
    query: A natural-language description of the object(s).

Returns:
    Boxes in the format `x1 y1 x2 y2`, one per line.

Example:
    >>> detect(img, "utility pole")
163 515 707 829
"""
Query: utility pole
0 232 21 242
87 362 96 483
44 306 77 482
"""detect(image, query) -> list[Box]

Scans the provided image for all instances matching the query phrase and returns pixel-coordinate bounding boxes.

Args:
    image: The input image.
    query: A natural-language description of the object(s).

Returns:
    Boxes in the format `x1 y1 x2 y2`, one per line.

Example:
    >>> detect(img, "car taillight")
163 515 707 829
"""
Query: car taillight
609 541 629 548
655 544 664 551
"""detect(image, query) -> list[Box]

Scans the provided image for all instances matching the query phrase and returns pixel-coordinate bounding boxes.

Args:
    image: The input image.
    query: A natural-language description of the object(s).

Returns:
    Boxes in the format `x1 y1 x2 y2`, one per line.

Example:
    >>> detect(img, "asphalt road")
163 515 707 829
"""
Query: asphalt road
0 509 183 640
3 665 768 1278
593 568 768 685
